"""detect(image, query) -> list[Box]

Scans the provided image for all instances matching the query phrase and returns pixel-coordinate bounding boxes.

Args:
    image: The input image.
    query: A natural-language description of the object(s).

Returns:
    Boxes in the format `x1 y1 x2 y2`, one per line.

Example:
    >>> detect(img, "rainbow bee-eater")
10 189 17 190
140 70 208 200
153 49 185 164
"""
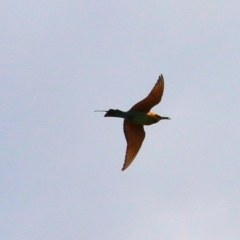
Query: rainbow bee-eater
95 74 170 171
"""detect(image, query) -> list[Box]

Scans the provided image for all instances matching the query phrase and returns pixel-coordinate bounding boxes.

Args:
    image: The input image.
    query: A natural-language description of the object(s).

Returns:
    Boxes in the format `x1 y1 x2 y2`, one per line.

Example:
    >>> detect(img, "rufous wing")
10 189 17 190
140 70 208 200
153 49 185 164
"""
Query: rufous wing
122 120 145 171
130 75 164 112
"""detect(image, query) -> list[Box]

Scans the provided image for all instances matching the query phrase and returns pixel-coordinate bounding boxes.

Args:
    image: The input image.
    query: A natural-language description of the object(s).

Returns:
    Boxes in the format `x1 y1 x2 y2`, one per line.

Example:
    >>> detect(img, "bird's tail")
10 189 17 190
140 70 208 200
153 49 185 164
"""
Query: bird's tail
104 109 121 117
94 109 125 118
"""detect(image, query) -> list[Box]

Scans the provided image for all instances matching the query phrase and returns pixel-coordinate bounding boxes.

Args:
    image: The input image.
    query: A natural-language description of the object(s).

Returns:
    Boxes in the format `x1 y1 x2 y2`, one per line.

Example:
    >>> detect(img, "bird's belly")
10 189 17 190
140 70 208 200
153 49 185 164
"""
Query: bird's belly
128 112 156 125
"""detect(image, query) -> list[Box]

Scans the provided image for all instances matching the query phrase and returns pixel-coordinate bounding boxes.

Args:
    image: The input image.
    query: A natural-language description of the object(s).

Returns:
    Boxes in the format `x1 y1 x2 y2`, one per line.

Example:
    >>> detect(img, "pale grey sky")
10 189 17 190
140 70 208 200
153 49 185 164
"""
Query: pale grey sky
1 1 240 240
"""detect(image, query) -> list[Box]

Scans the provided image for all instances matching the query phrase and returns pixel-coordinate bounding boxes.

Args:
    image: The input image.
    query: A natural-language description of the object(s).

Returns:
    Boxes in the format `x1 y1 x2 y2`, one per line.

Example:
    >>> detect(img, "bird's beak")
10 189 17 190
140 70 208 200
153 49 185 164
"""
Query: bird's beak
161 116 171 120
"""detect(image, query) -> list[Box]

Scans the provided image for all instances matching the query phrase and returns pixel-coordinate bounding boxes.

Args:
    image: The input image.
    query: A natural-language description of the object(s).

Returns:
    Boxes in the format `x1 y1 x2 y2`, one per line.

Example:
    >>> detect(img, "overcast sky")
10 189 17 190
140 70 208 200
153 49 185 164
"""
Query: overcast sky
1 1 240 239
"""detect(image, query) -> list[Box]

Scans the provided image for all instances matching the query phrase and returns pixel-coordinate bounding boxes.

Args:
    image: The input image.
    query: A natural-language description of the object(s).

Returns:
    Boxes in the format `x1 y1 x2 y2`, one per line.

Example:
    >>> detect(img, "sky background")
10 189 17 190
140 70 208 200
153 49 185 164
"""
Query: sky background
1 1 240 239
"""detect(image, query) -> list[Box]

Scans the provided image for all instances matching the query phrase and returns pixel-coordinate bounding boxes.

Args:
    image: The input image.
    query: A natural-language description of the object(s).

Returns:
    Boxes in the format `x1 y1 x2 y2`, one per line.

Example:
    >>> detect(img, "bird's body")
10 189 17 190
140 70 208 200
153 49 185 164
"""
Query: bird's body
104 109 161 125
96 74 170 171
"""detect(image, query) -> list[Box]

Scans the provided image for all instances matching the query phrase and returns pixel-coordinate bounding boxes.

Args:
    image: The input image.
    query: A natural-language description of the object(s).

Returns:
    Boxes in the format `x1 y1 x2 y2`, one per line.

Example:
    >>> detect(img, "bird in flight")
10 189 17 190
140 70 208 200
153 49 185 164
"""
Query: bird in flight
95 74 170 171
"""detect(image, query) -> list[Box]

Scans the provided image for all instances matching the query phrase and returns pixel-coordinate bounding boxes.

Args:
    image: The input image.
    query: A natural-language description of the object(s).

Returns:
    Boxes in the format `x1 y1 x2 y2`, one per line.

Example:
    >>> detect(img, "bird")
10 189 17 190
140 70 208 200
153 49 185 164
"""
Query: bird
95 74 170 171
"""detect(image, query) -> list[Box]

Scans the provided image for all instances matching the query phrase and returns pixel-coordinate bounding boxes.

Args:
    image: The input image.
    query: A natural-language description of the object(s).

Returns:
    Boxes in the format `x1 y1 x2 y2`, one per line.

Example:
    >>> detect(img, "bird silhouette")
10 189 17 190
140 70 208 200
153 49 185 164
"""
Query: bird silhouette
95 74 170 171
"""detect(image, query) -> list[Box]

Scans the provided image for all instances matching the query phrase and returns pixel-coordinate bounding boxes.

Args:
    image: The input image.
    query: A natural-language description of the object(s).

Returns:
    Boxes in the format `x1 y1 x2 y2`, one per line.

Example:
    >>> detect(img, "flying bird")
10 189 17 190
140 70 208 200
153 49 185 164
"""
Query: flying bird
95 74 170 171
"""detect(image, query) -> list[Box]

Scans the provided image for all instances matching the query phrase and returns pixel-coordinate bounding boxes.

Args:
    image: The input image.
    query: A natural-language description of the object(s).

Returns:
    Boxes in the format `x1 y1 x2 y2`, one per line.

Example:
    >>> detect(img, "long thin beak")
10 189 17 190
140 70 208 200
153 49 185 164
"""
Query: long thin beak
161 116 171 120
94 110 107 112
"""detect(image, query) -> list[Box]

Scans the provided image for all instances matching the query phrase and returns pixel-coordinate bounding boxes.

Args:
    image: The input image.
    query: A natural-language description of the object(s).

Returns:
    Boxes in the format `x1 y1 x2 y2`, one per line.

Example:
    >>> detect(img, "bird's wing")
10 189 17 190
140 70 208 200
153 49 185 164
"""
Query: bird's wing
122 120 145 171
130 75 164 112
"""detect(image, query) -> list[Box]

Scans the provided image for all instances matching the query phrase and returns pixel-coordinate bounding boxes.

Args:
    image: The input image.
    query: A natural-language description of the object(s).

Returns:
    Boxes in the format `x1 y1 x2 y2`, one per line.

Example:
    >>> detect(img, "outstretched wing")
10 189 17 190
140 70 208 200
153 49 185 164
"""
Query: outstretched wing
130 75 164 112
122 120 145 171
